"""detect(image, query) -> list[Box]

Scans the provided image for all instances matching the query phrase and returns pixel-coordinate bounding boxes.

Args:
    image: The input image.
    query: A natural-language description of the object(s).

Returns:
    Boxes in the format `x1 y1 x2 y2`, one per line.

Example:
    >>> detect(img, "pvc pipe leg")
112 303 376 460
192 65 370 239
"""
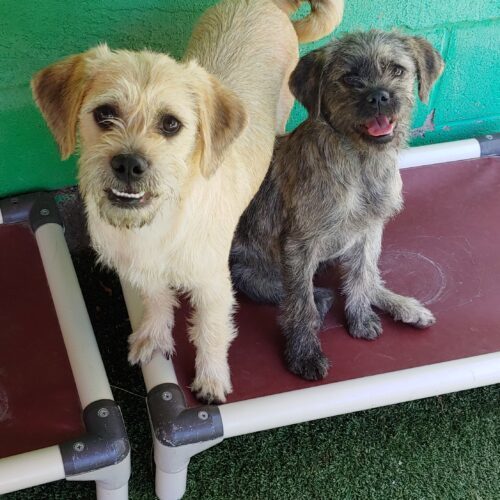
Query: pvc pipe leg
96 482 129 500
156 467 188 500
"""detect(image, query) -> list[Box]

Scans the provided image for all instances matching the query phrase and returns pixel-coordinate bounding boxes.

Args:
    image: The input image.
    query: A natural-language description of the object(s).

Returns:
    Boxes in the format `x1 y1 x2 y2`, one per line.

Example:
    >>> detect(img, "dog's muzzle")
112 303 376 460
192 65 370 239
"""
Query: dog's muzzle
106 153 152 208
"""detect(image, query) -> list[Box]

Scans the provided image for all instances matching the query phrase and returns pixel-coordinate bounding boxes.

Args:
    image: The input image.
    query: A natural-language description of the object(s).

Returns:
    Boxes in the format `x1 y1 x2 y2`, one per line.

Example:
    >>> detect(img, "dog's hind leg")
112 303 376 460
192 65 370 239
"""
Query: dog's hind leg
313 286 335 324
230 248 285 304
231 246 334 321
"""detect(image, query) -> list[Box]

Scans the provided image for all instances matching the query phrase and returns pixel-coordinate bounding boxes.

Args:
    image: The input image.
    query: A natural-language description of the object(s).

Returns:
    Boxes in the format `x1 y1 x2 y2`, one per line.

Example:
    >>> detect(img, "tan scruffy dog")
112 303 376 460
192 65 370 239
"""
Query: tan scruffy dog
31 0 344 402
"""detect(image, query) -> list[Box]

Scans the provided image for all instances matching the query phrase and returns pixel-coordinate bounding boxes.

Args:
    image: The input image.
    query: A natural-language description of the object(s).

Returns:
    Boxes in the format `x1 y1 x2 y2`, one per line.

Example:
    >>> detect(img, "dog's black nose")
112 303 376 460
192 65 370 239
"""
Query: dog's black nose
111 154 149 183
366 89 391 107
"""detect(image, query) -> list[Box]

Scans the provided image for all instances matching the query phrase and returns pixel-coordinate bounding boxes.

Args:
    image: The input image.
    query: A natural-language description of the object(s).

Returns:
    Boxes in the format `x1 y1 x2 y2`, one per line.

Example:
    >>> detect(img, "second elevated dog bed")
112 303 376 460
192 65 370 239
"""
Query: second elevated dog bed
122 135 500 500
0 193 130 499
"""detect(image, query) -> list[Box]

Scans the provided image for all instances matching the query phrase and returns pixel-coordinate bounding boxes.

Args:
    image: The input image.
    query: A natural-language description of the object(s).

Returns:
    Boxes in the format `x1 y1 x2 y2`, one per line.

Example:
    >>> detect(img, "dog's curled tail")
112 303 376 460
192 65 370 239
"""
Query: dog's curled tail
274 0 344 43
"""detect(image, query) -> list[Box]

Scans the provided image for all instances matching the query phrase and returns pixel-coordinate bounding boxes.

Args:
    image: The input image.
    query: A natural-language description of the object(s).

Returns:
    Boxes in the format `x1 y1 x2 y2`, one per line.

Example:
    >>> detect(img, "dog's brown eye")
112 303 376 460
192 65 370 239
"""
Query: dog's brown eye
160 114 181 136
343 74 364 89
93 105 118 129
393 66 405 77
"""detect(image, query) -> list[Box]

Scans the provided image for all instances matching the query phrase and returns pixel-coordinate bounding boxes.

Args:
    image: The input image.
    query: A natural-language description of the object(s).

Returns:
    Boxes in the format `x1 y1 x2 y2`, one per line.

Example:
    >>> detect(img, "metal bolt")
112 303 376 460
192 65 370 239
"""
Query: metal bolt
73 442 85 452
486 135 493 140
198 410 209 421
40 208 50 216
162 391 173 401
98 407 110 418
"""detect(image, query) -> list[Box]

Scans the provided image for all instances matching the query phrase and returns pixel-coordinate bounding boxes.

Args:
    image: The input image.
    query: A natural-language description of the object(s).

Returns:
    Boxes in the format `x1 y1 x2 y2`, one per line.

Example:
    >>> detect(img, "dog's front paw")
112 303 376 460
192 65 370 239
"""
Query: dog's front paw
392 297 436 328
347 309 382 340
191 369 232 405
286 346 331 381
128 325 175 366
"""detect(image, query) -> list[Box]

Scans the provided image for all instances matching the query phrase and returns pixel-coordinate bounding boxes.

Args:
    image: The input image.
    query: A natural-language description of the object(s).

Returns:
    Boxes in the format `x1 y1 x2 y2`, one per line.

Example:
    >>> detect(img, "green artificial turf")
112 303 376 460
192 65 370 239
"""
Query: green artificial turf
4 249 500 500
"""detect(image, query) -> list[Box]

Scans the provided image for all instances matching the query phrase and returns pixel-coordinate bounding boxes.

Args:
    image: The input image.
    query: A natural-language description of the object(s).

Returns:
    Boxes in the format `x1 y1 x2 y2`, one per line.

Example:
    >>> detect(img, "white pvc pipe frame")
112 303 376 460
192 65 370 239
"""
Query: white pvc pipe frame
0 223 128 497
398 137 481 169
124 280 500 438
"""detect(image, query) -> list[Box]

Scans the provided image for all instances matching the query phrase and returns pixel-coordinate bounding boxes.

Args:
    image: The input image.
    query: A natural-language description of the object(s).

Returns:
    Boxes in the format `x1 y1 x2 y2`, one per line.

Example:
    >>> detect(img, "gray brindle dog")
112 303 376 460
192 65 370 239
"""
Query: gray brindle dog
231 30 444 380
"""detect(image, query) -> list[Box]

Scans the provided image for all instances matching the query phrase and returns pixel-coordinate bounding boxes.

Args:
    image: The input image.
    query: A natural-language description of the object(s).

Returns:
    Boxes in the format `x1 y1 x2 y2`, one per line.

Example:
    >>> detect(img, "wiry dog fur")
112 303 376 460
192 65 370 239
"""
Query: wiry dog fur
31 0 344 402
231 30 444 380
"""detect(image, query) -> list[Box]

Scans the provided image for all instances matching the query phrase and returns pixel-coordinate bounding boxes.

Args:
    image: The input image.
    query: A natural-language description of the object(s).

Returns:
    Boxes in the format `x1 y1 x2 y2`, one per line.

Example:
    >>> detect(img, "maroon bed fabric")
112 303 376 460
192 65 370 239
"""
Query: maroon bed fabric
0 224 84 459
171 157 500 405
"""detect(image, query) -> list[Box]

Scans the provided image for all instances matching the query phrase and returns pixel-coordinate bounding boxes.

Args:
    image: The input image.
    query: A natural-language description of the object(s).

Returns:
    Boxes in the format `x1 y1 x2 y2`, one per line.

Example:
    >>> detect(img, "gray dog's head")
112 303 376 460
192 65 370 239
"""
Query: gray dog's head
290 30 444 147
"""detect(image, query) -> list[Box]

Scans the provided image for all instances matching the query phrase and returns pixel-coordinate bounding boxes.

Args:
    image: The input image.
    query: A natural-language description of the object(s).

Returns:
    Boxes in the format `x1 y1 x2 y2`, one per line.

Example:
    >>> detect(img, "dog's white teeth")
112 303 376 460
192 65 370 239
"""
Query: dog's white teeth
111 189 145 199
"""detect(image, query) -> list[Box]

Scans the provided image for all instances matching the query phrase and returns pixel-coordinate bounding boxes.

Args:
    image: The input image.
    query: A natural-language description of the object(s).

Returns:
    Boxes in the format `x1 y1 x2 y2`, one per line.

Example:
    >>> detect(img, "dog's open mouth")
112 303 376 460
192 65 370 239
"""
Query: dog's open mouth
362 115 396 140
106 188 151 208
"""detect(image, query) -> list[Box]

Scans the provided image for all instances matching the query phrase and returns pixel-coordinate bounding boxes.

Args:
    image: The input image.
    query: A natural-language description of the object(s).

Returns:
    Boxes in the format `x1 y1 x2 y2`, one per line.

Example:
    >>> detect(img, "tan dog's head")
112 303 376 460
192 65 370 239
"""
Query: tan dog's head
290 30 444 147
32 45 247 228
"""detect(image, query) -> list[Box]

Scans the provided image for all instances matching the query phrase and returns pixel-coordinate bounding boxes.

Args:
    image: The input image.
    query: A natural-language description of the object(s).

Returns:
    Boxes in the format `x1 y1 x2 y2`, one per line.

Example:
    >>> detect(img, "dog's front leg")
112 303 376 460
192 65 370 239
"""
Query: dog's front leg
340 228 385 340
368 224 436 328
128 287 178 365
372 286 436 328
280 236 331 380
188 276 236 403
341 225 436 338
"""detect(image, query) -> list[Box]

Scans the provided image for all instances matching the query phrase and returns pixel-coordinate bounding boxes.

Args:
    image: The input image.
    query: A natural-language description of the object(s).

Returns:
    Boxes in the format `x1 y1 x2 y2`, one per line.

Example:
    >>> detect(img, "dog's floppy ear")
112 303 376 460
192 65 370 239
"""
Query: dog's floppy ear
32 51 93 160
406 36 445 104
289 46 329 119
191 67 248 178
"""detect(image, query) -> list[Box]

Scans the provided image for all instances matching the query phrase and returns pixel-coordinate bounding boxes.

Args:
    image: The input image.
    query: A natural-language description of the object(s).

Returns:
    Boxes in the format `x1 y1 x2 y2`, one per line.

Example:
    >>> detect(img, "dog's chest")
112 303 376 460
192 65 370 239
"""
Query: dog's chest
90 216 194 291
328 161 403 228
357 166 402 220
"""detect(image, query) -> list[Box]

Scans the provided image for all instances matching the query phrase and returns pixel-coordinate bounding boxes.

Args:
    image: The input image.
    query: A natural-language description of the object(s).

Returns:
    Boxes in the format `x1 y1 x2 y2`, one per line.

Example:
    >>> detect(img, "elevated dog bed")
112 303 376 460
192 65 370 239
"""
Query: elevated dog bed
123 135 500 500
173 155 500 405
0 193 130 499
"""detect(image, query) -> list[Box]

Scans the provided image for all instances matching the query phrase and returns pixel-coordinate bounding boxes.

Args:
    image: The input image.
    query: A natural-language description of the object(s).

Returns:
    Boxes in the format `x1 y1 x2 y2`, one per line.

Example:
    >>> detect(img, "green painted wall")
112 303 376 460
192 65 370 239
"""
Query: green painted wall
0 1 499 197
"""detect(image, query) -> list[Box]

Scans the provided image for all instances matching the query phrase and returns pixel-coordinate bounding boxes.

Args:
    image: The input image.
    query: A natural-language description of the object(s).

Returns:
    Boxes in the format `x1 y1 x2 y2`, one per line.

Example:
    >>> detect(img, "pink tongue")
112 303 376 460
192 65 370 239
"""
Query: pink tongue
365 115 394 137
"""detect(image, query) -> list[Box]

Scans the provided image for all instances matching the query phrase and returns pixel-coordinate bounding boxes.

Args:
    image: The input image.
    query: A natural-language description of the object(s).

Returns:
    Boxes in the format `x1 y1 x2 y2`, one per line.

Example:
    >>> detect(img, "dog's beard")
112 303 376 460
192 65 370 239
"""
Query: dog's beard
96 198 159 229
